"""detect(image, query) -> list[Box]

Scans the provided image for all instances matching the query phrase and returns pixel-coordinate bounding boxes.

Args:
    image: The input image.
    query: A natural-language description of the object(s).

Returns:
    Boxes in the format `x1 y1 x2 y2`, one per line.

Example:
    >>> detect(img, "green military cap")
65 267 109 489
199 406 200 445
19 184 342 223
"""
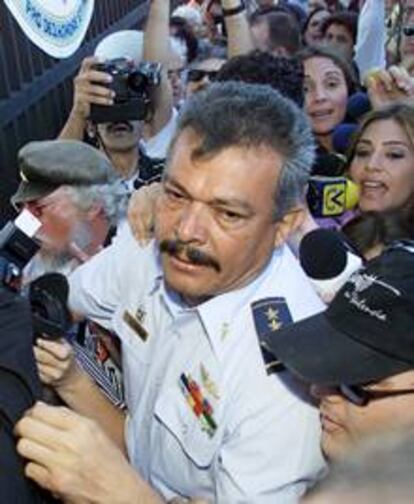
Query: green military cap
11 140 116 207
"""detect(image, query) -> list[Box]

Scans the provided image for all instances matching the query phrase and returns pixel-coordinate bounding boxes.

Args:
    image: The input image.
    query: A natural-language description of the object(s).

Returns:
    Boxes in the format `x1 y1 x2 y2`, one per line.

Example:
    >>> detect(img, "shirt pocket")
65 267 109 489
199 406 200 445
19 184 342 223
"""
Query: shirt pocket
153 385 223 470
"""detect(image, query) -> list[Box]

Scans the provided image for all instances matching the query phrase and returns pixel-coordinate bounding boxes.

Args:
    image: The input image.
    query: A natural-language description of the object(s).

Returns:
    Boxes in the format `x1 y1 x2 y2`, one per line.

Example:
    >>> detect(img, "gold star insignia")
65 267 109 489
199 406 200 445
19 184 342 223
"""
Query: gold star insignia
266 307 281 331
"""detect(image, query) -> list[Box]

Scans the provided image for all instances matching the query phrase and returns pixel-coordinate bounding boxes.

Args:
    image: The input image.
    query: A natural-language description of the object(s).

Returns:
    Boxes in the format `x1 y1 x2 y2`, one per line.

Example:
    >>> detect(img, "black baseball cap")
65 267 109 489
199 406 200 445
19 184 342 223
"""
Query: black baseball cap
264 241 414 386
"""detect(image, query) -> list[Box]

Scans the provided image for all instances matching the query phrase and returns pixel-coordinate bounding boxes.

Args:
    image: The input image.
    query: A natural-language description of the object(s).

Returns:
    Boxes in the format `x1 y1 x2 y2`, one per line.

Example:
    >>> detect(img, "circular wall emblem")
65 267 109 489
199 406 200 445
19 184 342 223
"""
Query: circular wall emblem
4 0 94 58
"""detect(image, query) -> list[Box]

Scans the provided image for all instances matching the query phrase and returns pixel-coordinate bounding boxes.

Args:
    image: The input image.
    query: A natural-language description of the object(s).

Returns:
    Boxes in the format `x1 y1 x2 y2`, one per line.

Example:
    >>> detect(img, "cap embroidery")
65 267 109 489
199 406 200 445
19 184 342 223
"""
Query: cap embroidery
344 291 387 322
349 273 401 297
344 273 401 322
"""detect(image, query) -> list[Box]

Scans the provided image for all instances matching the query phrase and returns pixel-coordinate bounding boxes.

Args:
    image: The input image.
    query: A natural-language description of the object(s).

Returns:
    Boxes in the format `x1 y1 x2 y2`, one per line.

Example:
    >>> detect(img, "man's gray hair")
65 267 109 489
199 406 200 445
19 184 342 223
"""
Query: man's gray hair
66 181 128 226
167 81 315 220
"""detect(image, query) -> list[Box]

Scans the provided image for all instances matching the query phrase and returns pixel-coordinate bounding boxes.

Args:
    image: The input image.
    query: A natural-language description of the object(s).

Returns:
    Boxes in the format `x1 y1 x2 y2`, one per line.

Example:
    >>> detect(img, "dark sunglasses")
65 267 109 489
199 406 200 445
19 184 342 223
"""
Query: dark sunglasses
403 26 414 37
187 69 218 83
339 384 414 407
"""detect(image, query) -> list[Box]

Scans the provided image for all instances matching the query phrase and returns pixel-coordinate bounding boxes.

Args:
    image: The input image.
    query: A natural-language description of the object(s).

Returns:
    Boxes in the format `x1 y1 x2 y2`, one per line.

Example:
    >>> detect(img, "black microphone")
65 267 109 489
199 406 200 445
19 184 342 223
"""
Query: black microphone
29 272 72 340
332 123 358 154
346 91 371 122
299 228 363 303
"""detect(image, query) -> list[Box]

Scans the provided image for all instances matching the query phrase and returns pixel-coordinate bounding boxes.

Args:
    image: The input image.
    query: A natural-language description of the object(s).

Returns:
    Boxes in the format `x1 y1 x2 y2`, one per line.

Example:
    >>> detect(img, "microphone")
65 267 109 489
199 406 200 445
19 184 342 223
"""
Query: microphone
29 273 72 340
299 228 363 303
307 176 360 218
332 123 358 154
329 93 370 155
346 91 371 122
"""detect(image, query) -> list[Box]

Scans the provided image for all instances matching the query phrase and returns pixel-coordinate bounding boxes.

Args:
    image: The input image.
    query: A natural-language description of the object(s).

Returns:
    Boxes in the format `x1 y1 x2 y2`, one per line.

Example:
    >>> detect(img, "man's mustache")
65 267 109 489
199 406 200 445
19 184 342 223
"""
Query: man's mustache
159 239 221 272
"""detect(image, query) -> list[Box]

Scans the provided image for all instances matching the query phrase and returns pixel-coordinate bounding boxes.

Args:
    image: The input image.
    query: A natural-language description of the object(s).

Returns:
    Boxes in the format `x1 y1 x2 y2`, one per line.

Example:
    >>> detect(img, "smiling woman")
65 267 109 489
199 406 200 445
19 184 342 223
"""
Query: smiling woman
347 103 414 214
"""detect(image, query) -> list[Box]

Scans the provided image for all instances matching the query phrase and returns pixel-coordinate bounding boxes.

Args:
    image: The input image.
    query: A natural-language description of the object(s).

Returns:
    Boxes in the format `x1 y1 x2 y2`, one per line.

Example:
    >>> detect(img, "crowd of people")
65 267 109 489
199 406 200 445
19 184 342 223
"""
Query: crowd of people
3 0 414 502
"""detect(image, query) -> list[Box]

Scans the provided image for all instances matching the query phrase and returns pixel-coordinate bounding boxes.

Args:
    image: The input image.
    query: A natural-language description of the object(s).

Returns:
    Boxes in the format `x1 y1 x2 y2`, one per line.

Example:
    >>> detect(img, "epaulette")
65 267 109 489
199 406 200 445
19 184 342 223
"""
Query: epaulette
251 297 293 375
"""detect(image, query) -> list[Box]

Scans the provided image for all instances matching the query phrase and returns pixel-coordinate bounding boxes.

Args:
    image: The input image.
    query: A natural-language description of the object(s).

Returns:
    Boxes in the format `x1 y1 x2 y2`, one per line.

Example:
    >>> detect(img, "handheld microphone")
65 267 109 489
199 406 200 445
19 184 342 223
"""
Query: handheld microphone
299 228 363 303
332 123 358 154
346 92 371 122
29 273 72 340
307 176 360 218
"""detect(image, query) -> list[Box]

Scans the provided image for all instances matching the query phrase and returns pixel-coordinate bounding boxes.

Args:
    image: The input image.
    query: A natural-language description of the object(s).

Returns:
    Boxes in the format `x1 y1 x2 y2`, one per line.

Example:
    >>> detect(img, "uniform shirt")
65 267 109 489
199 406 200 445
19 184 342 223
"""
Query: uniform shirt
69 226 326 503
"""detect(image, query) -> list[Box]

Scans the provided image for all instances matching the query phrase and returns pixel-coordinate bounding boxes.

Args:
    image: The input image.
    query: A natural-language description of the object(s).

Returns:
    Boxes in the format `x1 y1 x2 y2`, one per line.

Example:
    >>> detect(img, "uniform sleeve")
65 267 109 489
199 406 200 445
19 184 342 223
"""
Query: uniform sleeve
68 224 147 329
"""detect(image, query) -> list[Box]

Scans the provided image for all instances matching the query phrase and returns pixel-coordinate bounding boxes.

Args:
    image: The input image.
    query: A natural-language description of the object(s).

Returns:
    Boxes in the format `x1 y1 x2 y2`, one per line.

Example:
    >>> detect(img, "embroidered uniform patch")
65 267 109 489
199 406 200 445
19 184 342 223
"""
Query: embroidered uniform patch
179 372 217 438
251 297 293 375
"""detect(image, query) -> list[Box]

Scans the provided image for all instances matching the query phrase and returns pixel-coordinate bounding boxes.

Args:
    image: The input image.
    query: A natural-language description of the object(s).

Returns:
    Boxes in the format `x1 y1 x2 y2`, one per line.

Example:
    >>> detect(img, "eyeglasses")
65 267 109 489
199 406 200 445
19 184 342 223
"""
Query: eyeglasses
187 69 218 83
403 26 414 37
339 384 414 407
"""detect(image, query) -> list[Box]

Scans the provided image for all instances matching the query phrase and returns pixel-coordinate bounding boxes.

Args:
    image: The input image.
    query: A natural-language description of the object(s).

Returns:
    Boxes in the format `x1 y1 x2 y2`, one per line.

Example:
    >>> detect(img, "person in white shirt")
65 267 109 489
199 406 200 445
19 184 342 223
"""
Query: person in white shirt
15 82 326 503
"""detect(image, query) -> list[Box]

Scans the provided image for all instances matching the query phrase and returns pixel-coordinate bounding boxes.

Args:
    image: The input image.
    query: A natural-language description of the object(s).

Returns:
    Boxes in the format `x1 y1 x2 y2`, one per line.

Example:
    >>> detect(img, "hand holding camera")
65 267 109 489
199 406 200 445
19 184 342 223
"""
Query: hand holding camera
72 56 115 121
89 57 162 124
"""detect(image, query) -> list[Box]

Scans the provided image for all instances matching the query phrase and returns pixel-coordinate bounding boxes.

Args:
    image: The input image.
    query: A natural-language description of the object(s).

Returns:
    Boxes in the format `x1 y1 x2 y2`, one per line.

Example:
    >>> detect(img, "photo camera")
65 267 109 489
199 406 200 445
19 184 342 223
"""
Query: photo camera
90 57 162 123
0 212 71 340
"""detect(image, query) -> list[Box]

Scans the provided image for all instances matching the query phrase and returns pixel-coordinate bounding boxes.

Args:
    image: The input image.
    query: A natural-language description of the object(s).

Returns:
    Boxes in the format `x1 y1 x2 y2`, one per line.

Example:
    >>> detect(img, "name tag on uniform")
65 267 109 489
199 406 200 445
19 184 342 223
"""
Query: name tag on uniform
123 309 149 342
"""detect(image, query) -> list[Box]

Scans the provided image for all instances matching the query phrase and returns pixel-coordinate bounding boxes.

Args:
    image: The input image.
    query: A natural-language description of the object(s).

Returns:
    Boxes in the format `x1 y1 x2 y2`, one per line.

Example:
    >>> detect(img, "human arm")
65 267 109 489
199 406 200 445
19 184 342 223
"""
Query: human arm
221 0 254 57
67 223 139 328
59 57 114 140
34 338 126 453
35 226 146 449
354 0 386 84
15 402 164 504
143 0 174 140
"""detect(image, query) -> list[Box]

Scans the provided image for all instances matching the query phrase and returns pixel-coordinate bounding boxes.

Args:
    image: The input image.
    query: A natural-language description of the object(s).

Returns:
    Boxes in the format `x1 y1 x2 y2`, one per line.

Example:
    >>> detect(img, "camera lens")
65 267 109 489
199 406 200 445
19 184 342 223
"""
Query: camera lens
403 26 414 37
128 71 147 92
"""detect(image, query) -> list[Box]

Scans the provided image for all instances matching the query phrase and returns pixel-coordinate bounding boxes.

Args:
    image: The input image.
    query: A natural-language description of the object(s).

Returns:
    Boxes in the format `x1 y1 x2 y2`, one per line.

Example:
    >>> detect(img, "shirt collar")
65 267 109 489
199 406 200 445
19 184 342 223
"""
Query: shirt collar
151 244 286 356
154 247 284 358
196 249 284 358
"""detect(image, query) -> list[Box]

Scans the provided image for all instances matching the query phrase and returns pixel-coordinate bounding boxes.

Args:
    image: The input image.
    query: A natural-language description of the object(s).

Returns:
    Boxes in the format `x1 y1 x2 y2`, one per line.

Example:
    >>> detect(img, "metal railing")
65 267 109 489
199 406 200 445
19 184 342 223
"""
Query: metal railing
0 0 149 223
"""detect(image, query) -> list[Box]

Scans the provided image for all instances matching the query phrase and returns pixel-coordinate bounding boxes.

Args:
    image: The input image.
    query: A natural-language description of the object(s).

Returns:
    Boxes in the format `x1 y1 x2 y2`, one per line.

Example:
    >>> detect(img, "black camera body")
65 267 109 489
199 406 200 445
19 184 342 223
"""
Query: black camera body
90 58 162 124
0 221 39 291
0 219 71 340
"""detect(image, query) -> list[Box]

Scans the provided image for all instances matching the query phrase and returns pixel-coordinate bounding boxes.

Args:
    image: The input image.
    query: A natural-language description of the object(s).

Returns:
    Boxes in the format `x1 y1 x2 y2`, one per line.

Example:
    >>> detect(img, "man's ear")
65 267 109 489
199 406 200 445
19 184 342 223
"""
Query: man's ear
273 206 306 249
